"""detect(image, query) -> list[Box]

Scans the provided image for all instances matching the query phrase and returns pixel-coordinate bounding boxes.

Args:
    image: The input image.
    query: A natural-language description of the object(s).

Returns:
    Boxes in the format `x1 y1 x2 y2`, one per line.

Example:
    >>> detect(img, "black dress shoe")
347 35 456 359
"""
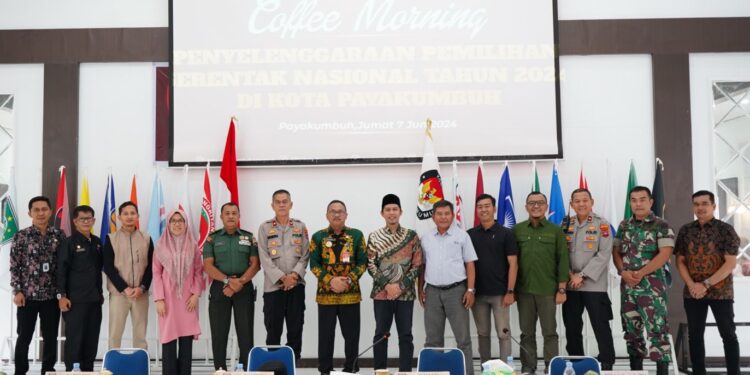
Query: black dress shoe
629 355 643 370
656 362 669 375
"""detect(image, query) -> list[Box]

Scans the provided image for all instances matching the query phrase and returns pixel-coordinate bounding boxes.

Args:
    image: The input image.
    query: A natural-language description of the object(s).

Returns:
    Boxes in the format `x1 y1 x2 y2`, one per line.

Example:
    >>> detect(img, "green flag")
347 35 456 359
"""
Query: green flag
623 161 638 220
531 162 540 193
1 194 18 245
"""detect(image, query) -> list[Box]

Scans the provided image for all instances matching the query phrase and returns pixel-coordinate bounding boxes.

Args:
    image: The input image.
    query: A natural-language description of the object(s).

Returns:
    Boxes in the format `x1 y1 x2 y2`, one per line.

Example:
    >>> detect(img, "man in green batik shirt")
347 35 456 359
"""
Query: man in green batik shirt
613 186 675 375
203 202 260 371
513 191 569 375
309 200 367 375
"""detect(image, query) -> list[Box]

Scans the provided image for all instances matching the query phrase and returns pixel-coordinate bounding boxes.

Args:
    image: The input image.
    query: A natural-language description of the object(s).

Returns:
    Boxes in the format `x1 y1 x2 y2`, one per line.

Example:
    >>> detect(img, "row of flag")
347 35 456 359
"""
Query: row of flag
416 119 667 236
0 118 242 252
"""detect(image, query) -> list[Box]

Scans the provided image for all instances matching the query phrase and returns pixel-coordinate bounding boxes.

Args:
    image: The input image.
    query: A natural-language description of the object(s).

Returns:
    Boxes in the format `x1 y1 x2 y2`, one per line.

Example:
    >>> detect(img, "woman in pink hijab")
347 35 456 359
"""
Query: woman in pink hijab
153 210 205 375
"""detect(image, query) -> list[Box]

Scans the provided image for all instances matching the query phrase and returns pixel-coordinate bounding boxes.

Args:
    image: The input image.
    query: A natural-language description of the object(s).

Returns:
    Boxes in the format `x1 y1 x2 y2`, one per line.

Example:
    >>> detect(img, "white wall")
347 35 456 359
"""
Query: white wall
2 0 750 30
0 64 45 361
558 0 750 20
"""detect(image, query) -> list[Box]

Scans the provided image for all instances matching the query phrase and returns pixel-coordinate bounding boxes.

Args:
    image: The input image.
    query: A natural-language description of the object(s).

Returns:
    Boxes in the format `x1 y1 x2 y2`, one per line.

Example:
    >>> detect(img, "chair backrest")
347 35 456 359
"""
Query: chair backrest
248 345 296 375
102 348 150 375
548 356 601 375
417 347 466 375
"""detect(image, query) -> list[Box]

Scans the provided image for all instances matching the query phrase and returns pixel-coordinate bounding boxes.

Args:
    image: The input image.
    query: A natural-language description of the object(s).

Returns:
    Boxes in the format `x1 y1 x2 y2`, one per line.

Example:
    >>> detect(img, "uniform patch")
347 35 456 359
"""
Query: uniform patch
600 224 610 237
565 236 572 242
587 243 594 250
271 249 278 256
294 238 302 245
268 229 277 235
586 235 596 241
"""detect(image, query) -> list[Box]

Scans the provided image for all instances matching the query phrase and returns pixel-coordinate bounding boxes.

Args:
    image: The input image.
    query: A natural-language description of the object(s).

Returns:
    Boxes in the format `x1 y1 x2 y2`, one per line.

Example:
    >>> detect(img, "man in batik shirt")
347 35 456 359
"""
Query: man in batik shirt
310 200 367 375
367 194 422 372
10 196 65 375
675 190 740 375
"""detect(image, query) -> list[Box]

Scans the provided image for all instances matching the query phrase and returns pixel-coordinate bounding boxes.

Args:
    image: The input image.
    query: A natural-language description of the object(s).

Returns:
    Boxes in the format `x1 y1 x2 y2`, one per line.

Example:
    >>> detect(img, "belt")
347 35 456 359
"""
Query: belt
428 280 466 290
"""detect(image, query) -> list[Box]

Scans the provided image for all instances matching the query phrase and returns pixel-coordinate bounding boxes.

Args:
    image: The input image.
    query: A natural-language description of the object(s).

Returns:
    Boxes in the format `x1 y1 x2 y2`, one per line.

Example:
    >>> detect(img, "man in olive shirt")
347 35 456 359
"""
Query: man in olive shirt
513 192 569 374
203 202 261 371
309 200 367 375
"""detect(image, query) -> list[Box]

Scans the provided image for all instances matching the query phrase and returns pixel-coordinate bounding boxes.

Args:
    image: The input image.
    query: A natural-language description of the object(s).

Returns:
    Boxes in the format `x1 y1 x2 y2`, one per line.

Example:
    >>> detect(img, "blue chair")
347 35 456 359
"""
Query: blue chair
102 348 150 375
548 355 601 375
248 345 296 375
417 347 466 375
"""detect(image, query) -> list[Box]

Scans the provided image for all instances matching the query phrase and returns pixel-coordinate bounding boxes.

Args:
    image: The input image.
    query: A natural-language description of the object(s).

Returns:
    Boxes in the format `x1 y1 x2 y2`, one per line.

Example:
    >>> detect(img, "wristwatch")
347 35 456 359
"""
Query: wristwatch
56 293 65 300
467 288 476 294
579 271 587 279
703 279 711 289
557 288 567 295
223 277 230 286
506 289 515 295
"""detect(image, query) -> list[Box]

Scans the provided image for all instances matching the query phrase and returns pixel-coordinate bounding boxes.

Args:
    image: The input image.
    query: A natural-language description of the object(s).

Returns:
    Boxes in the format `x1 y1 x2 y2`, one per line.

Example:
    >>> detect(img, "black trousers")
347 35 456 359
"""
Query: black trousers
15 299 60 375
263 285 305 359
62 301 102 371
318 303 360 374
162 336 193 375
373 300 414 371
684 298 740 375
208 280 255 370
562 291 616 366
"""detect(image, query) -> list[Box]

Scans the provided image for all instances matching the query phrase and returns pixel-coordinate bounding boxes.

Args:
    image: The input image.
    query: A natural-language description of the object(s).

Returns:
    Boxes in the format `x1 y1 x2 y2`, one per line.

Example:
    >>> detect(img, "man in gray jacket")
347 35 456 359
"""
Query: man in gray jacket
561 188 615 370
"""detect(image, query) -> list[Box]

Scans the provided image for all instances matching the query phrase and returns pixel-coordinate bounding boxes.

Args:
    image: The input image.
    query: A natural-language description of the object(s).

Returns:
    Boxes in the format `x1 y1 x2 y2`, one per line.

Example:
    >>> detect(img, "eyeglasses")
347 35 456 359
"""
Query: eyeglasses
327 210 347 216
169 219 185 224
76 216 94 222
526 201 547 207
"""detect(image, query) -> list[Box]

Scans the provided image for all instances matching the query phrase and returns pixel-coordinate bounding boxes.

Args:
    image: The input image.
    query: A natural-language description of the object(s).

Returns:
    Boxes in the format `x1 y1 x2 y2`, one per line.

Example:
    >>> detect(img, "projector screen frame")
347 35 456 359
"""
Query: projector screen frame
167 0 564 167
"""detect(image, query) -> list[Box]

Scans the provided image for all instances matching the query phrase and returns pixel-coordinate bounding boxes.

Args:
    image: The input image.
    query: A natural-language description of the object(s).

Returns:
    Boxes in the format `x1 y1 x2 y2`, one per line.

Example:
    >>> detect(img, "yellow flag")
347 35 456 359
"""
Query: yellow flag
80 176 90 205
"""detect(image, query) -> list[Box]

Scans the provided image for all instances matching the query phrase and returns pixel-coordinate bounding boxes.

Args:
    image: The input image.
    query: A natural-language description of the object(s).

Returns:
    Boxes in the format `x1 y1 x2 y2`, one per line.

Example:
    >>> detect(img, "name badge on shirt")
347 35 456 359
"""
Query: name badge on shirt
43 263 50 272
239 239 252 246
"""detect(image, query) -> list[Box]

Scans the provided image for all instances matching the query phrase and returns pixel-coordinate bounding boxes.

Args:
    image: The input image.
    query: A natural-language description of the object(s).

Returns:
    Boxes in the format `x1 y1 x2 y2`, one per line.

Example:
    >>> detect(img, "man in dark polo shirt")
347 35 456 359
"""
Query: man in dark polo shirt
203 202 260 371
675 190 740 375
513 192 569 374
467 193 518 366
57 205 103 372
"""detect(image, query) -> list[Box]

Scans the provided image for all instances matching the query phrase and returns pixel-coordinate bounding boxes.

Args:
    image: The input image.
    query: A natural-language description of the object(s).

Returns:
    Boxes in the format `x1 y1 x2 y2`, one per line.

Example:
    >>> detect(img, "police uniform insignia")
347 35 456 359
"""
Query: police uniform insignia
600 224 610 237
565 235 572 242
295 246 301 255
271 249 277 256
587 216 593 222
294 238 301 245
588 225 596 231
587 243 594 249
270 240 278 247
586 235 596 241
268 228 277 235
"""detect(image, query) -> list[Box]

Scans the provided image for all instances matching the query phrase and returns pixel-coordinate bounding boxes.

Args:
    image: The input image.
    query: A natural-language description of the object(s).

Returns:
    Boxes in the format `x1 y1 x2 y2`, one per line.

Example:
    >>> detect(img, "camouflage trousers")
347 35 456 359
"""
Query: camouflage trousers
620 292 671 362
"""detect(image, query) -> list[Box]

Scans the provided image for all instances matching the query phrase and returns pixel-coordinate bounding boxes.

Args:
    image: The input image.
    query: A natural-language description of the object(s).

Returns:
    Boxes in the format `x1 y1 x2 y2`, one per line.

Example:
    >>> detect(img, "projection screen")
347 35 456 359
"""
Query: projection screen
171 0 562 165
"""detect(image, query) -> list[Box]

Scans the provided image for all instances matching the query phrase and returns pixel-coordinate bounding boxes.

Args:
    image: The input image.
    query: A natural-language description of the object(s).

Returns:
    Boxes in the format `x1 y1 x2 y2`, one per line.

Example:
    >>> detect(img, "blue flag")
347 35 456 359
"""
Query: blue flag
100 174 117 246
497 164 516 228
548 163 565 225
147 172 166 241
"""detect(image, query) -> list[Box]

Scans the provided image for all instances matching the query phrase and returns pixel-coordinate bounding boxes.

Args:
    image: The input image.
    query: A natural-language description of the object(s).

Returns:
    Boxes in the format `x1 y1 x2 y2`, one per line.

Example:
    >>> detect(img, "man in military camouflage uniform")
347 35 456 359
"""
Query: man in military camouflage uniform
612 186 675 375
561 188 615 370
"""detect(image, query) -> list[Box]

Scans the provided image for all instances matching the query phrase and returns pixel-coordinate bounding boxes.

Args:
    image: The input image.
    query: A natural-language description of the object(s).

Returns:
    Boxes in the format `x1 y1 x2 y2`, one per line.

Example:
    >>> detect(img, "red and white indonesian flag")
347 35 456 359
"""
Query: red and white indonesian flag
416 119 445 237
198 164 215 251
55 166 71 237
